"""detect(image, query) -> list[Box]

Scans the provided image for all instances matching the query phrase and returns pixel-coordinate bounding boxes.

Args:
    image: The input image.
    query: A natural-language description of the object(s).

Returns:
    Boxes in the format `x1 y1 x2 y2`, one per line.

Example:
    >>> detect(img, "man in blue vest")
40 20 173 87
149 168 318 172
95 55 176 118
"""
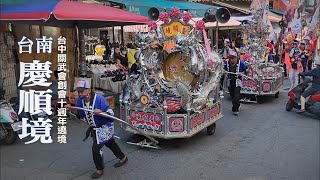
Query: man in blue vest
73 80 128 179
224 50 247 115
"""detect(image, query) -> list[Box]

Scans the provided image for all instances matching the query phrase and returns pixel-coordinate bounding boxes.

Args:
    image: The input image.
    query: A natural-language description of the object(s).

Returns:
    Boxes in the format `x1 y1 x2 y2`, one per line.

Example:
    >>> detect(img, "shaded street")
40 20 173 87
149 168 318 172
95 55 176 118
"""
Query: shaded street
1 86 319 180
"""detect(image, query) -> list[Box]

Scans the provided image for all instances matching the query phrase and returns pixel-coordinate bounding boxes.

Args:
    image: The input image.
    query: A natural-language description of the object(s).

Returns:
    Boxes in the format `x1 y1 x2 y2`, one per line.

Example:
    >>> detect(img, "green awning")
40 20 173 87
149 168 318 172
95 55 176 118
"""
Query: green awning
108 0 217 17
269 8 285 15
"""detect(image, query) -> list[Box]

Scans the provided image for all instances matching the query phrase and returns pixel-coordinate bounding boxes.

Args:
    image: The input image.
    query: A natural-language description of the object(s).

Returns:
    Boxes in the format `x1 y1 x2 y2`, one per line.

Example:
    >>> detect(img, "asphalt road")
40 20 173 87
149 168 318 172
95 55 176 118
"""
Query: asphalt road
1 85 319 180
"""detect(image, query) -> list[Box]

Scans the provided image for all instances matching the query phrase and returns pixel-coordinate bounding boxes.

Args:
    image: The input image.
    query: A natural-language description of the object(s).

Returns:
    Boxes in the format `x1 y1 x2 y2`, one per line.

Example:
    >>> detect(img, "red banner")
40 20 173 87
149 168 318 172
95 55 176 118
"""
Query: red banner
129 111 162 131
169 117 184 132
191 113 205 128
242 79 258 92
208 103 220 120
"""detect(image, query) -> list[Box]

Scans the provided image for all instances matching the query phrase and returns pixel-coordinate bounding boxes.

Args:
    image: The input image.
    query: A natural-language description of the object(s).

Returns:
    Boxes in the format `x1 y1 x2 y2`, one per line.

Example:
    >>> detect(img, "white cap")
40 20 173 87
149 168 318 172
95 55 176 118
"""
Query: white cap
229 50 238 57
224 39 230 43
303 35 311 40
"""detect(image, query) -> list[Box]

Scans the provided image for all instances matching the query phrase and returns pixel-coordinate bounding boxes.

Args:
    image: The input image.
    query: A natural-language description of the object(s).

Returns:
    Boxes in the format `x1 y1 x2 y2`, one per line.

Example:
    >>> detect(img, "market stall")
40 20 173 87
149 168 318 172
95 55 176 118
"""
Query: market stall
85 40 127 93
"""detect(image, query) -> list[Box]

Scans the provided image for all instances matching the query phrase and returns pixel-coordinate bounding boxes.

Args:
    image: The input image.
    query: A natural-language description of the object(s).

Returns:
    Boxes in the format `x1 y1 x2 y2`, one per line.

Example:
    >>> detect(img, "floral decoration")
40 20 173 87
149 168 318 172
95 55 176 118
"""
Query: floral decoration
183 12 192 23
148 21 158 31
170 7 181 19
195 20 205 30
159 12 169 22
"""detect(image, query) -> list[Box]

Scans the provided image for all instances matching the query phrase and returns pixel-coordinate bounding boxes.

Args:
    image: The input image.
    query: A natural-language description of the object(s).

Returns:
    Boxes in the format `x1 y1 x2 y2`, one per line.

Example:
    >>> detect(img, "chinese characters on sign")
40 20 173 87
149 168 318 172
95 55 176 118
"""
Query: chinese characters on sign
17 36 53 144
56 36 68 144
163 21 191 37
17 36 68 144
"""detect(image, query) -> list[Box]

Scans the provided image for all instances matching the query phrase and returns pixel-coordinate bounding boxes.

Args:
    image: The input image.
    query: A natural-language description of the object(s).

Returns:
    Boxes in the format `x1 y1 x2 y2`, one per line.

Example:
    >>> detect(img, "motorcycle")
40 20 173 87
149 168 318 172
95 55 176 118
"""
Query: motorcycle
0 78 22 145
285 77 320 119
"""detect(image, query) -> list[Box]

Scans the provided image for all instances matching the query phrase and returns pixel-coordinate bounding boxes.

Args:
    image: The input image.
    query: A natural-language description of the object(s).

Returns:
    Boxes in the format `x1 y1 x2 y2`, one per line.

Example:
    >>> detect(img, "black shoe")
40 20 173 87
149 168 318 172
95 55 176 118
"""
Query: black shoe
233 111 239 116
91 170 104 179
114 156 128 168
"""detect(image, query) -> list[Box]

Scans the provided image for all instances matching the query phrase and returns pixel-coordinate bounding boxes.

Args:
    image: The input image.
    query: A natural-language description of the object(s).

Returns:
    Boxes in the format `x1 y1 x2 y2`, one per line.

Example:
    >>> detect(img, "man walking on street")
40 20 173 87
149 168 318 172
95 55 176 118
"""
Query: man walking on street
224 50 247 116
289 40 301 89
67 79 128 179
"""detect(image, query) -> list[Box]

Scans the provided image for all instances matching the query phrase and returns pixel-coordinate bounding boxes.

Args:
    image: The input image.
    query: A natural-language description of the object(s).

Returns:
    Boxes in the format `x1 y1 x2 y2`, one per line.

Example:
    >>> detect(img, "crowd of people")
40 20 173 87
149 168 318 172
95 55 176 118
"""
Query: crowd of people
219 30 319 115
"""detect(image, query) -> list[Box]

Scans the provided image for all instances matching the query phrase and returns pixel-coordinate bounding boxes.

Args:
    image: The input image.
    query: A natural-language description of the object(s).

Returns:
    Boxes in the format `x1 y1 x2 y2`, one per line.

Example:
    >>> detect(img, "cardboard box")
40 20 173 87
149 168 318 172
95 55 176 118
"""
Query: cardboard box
106 96 115 110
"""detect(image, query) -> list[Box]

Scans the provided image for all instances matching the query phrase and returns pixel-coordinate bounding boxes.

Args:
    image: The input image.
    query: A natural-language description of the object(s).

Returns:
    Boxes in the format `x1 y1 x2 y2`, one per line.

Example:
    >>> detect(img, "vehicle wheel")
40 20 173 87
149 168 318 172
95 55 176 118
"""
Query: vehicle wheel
286 99 294 111
9 97 18 104
207 123 216 135
5 129 17 145
275 92 280 98
256 96 264 104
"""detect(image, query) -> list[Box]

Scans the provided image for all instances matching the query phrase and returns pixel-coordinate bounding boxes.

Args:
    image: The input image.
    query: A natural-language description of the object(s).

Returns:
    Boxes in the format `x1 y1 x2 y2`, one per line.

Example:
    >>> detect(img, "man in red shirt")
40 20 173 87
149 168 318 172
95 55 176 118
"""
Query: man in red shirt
308 36 318 70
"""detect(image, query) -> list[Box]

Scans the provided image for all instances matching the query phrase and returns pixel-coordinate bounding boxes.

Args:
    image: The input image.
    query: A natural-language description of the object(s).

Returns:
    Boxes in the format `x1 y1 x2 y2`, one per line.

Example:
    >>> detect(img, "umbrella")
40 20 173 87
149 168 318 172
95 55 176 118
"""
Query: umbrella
0 0 149 28
0 0 149 77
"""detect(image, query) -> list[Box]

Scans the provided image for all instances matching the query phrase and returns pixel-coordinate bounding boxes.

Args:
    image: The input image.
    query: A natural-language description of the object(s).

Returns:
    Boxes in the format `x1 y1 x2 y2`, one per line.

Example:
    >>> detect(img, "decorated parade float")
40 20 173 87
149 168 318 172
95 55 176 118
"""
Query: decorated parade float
232 7 284 103
119 7 226 142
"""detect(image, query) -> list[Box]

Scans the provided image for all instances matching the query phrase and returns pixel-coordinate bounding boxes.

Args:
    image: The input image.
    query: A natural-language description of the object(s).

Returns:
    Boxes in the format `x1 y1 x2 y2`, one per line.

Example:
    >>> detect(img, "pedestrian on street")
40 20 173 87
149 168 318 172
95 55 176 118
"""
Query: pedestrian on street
288 40 301 89
67 79 128 179
221 39 232 60
224 50 247 116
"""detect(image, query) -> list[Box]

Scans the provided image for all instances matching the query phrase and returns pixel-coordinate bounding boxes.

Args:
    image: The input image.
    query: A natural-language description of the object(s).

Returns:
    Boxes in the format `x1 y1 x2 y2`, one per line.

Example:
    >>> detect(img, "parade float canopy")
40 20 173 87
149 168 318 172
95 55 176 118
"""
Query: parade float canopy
0 0 149 28
108 0 217 17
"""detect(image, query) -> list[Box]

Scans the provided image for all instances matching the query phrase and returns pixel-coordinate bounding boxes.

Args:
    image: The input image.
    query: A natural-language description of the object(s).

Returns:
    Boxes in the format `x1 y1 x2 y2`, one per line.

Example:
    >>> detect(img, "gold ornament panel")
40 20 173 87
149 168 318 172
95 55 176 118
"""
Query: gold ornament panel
162 52 195 85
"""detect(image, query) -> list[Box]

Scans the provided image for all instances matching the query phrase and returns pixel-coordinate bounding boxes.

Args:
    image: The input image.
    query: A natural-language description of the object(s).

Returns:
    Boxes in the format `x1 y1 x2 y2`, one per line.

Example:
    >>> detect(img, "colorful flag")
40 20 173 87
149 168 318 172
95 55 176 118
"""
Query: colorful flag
308 5 319 36
284 52 292 71
288 8 302 34
287 0 299 10
262 0 269 25
250 0 262 10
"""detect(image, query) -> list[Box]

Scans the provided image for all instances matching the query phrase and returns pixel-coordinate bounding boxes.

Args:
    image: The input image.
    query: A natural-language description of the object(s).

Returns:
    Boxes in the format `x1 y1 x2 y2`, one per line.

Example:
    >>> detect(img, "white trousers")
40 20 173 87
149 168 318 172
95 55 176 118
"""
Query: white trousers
288 68 299 89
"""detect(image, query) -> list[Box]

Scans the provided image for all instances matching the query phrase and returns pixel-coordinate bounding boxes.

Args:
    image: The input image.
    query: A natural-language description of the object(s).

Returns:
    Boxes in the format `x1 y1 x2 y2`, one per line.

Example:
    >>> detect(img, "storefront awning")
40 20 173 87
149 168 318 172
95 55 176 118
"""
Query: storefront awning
191 17 241 28
103 17 241 32
108 0 217 17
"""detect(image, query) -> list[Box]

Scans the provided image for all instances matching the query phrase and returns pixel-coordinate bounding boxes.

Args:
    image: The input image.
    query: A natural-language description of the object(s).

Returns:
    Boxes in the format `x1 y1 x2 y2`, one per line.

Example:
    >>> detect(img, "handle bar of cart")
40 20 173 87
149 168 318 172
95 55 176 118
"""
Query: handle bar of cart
68 106 159 148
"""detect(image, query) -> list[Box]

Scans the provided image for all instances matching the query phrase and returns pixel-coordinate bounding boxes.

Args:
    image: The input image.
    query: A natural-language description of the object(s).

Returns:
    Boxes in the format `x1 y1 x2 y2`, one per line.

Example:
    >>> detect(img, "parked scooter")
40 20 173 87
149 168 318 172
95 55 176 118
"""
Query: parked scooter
286 77 320 119
0 78 22 144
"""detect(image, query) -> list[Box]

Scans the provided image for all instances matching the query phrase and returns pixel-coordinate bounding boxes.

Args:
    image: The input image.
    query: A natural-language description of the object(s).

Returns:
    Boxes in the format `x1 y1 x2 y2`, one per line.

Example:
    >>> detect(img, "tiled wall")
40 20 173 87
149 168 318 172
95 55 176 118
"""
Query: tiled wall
0 32 17 100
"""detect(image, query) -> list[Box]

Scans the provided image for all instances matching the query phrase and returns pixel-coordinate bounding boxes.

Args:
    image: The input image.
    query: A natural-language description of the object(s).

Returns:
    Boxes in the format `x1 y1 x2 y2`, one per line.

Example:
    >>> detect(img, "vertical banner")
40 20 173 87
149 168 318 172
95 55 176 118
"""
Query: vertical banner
307 5 320 36
16 35 68 144
57 36 68 144
17 36 54 144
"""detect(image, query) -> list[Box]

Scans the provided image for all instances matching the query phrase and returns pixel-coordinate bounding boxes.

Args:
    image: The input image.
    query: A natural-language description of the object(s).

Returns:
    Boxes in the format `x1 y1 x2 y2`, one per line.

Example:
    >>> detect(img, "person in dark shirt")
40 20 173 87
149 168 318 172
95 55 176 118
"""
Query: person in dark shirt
224 50 247 115
297 59 320 113
67 80 128 179
297 41 309 72
115 47 128 69
50 70 59 100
